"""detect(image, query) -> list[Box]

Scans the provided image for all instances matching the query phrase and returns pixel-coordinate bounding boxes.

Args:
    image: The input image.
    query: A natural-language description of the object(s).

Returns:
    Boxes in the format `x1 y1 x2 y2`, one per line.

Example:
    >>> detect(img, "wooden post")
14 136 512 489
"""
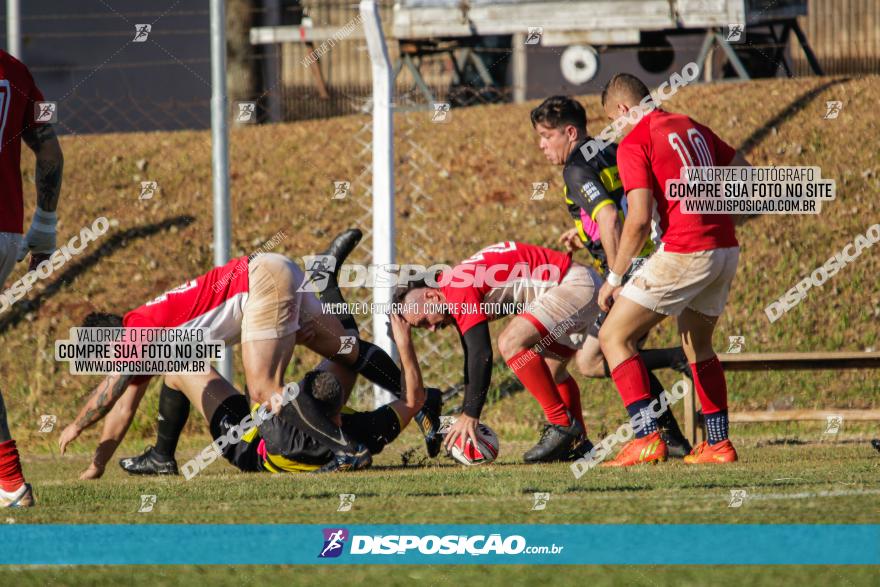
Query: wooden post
684 382 697 446
512 32 526 104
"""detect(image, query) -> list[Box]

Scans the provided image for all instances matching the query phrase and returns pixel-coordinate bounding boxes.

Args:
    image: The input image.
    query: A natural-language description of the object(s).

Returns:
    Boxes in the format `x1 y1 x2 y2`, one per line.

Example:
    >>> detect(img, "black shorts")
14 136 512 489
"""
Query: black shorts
208 394 263 473
341 404 402 455
209 395 402 473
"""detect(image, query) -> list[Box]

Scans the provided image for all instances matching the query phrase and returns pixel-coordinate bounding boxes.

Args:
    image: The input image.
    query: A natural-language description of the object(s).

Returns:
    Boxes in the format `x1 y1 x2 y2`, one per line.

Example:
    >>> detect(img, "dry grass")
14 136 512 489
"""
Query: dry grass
4 75 879 443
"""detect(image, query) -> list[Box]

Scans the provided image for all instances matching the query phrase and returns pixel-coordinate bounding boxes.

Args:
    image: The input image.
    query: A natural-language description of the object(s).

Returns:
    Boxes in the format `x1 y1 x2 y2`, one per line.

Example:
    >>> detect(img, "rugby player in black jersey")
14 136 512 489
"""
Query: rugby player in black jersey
530 96 692 455
73 230 443 477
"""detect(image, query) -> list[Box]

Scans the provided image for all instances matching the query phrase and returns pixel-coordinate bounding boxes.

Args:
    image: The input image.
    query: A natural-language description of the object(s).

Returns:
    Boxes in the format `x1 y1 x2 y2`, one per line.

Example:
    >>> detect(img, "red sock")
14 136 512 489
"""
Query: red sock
0 440 25 492
556 376 585 432
507 349 570 426
611 354 652 407
691 355 728 414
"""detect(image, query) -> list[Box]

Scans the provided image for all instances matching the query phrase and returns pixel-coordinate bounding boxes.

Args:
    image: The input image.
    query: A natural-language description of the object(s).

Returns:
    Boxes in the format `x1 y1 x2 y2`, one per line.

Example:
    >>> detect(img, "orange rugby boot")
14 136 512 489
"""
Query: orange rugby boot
601 431 668 467
683 439 738 464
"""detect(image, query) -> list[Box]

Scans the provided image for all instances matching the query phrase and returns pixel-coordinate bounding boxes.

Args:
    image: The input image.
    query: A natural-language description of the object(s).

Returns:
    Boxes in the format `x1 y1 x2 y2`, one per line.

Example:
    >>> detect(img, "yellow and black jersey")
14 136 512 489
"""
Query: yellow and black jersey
563 139 655 274
235 404 403 474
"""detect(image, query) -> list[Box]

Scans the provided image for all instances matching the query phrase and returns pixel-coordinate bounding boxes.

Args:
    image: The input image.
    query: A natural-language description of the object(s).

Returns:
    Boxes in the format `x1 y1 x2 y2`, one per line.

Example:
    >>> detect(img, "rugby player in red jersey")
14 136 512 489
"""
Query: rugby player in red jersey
530 95 692 456
0 50 64 507
58 231 442 474
596 73 751 466
395 241 604 462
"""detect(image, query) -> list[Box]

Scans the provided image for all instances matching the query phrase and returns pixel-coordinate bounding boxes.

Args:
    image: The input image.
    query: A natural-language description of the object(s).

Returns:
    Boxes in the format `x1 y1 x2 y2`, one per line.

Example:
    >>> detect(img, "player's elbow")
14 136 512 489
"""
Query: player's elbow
729 151 751 167
36 135 64 164
624 216 651 237
596 206 620 235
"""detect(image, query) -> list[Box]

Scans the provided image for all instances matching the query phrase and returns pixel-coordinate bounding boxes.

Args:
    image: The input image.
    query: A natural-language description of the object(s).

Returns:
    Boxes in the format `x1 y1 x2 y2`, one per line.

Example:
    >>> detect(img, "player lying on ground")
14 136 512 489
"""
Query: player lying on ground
530 95 692 455
0 50 65 507
58 230 441 475
111 274 440 476
67 313 429 475
395 241 605 463
596 73 751 466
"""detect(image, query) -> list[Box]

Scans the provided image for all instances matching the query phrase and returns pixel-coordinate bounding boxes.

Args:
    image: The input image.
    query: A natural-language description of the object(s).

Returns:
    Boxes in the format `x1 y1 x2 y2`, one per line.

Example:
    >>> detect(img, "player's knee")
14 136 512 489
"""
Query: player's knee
597 326 616 354
497 331 523 359
164 373 183 390
577 360 606 378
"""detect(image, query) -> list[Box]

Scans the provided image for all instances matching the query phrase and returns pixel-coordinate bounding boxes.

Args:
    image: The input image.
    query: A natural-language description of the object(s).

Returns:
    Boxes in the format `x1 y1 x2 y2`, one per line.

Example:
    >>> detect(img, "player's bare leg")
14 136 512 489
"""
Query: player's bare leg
498 316 583 462
0 239 34 507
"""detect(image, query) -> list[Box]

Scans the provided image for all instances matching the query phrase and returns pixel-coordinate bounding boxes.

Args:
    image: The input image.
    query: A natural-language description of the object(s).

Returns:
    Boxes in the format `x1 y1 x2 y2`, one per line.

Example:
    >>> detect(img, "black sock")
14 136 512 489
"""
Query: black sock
647 372 685 440
316 250 359 333
154 384 190 461
318 283 358 333
348 339 402 398
640 347 688 371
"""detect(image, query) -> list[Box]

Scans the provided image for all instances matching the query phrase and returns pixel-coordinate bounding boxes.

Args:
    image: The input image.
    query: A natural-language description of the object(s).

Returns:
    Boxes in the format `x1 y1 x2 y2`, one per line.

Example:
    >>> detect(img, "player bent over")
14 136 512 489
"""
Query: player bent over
596 74 750 466
58 231 441 475
530 95 692 455
0 50 65 507
396 241 603 463
124 313 426 475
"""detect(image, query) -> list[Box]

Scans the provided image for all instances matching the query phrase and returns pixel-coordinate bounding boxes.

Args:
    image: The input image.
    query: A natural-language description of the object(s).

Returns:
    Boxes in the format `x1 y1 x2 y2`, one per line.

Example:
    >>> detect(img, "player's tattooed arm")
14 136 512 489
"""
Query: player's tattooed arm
73 374 135 431
22 124 64 212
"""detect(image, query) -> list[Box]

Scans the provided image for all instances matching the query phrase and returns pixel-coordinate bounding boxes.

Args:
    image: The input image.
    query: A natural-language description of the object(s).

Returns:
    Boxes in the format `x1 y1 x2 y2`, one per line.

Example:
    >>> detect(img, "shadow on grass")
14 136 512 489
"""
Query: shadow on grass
0 215 196 335
737 77 851 156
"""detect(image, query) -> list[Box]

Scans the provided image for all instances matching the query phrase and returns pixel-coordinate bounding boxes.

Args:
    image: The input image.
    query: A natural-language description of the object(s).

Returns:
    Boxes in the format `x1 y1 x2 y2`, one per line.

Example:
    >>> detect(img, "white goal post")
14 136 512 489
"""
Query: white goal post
360 0 398 407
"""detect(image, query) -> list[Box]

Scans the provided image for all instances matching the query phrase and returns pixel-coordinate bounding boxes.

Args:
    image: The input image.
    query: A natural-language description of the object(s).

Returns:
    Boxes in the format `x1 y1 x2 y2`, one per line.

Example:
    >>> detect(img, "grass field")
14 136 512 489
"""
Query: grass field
2 75 879 582
3 75 879 439
4 429 879 584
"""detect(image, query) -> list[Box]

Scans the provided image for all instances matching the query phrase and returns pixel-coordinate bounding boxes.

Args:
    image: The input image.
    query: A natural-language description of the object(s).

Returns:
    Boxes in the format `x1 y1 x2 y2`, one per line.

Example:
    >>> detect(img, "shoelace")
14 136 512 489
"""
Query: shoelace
537 424 555 443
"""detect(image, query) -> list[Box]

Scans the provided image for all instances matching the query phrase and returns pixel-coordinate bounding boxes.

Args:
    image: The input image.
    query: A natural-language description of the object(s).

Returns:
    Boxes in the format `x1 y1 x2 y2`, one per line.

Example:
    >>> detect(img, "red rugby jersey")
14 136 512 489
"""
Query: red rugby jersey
121 257 251 383
617 109 738 253
439 242 572 335
0 51 47 234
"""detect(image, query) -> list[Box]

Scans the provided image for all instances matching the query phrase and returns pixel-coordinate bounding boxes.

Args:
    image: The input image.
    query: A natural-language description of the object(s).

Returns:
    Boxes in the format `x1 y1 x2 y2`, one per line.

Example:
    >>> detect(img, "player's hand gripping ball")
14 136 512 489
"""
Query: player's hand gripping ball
439 416 500 465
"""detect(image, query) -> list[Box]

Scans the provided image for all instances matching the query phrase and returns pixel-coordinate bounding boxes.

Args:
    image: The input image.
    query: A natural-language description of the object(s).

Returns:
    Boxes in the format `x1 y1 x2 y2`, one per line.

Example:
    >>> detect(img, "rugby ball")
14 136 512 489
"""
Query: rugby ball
439 416 500 466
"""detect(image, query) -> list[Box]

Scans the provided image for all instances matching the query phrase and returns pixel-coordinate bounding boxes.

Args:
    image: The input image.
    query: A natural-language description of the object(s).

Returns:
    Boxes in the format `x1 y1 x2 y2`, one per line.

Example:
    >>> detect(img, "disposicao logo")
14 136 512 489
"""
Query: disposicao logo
318 528 349 558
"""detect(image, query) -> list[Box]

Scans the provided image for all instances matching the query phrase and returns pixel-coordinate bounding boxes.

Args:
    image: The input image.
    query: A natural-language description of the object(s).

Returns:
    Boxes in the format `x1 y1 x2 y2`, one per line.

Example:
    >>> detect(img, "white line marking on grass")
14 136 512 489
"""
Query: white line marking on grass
746 488 880 501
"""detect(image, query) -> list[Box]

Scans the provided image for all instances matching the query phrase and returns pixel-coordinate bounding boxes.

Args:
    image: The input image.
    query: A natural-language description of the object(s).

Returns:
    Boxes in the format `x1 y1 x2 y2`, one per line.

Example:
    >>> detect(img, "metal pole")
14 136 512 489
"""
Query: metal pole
210 0 233 381
6 0 21 58
360 0 396 407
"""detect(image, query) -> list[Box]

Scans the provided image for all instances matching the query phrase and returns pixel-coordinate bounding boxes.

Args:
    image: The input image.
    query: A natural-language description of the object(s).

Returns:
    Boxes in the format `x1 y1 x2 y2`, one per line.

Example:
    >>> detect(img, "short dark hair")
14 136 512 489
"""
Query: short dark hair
530 96 587 131
81 312 123 328
303 370 344 419
392 271 439 309
601 73 651 106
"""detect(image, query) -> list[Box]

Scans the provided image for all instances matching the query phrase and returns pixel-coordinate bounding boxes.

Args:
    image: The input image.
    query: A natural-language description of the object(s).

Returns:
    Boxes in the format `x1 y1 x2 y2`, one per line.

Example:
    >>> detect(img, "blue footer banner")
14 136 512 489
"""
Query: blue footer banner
1 524 877 565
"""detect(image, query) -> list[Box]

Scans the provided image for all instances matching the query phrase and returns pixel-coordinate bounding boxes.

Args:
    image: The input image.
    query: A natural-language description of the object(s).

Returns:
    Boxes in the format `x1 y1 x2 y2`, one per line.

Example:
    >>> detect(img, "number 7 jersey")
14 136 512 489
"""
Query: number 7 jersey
616 109 739 254
0 50 47 234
